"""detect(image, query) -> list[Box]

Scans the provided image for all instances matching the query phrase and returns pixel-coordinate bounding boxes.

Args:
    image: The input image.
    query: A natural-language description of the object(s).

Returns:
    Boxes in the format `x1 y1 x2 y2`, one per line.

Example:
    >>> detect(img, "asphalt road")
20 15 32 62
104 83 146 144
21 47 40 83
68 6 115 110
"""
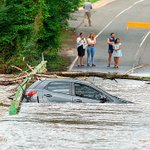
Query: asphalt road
70 0 150 76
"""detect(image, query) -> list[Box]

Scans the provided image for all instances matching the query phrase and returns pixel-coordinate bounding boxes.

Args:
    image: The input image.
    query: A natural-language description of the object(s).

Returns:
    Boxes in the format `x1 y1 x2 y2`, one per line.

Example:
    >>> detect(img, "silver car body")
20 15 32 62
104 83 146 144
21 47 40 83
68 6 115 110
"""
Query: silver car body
24 78 130 104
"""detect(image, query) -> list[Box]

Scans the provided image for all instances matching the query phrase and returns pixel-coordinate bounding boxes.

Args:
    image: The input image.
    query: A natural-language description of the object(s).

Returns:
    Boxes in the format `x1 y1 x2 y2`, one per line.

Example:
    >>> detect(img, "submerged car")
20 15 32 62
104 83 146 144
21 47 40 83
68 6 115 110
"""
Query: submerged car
23 78 131 104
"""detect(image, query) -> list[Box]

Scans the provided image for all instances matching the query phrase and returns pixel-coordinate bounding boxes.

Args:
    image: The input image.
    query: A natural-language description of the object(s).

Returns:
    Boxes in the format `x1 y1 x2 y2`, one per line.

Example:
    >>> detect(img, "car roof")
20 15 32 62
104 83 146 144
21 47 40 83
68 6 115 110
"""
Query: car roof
41 78 93 85
27 78 94 90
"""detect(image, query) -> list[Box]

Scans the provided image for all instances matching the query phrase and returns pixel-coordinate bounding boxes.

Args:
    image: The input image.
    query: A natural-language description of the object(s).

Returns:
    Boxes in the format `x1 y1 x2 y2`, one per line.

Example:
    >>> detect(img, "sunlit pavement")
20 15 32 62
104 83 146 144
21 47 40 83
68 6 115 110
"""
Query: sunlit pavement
69 0 150 77
72 63 150 77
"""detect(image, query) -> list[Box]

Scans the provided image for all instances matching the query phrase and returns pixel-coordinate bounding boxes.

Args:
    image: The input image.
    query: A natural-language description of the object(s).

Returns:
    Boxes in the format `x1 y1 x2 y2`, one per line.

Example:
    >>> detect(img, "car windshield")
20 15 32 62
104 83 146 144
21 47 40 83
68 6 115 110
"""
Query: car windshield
74 83 105 100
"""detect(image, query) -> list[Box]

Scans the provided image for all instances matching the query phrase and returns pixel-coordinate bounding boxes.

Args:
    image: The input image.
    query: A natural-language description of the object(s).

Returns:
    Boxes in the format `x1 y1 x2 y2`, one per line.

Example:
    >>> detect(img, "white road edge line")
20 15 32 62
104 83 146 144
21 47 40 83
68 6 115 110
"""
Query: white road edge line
134 0 144 5
132 31 150 71
133 31 150 61
68 56 78 71
140 31 150 48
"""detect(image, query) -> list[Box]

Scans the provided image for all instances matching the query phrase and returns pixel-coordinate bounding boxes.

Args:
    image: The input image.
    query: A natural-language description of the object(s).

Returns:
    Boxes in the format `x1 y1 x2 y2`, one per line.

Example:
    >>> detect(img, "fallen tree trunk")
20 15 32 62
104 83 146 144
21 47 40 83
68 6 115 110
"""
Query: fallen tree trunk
36 71 150 81
1 71 150 86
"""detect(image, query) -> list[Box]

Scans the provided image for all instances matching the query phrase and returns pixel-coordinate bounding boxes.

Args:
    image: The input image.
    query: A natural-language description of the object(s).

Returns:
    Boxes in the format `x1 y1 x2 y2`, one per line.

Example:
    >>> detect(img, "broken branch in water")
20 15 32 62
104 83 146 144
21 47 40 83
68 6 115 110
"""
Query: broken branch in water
11 65 28 75
1 70 150 86
35 71 150 81
123 64 149 75
26 64 34 71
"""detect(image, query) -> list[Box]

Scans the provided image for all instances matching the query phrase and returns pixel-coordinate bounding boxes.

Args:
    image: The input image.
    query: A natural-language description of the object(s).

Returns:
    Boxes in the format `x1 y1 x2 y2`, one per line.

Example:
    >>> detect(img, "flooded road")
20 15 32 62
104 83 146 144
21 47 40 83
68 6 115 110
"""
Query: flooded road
0 78 150 150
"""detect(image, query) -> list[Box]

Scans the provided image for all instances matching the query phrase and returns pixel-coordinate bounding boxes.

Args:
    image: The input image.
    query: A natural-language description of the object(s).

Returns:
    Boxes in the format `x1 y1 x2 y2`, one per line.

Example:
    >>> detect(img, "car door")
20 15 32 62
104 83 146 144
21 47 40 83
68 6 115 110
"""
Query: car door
42 81 72 102
72 82 107 103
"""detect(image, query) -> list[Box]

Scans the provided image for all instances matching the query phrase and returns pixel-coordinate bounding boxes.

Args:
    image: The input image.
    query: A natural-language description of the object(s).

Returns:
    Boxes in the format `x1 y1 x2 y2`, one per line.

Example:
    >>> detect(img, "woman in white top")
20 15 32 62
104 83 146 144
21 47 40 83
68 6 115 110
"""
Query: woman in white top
113 38 122 68
76 33 87 66
87 32 96 66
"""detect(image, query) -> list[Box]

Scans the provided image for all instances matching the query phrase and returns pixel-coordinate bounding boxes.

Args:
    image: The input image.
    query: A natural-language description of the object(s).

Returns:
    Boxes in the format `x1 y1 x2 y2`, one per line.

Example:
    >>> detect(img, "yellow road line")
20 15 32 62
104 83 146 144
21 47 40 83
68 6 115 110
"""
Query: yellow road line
127 22 150 29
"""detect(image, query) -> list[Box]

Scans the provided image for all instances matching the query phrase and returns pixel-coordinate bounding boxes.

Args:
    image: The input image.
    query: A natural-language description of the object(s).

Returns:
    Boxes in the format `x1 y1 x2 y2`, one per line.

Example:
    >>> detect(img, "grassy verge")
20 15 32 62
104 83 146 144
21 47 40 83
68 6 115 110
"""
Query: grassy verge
47 29 76 71
47 55 71 71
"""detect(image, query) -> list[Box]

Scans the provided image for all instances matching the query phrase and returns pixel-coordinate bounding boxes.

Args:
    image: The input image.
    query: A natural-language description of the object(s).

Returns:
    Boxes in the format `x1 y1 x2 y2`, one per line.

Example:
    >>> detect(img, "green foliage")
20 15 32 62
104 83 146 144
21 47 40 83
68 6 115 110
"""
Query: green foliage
45 52 70 71
0 0 80 73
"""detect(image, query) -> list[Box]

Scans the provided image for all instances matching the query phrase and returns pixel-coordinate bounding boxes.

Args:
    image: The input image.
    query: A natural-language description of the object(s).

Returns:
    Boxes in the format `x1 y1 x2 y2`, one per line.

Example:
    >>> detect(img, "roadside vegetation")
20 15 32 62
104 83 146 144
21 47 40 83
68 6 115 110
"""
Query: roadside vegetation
0 0 100 73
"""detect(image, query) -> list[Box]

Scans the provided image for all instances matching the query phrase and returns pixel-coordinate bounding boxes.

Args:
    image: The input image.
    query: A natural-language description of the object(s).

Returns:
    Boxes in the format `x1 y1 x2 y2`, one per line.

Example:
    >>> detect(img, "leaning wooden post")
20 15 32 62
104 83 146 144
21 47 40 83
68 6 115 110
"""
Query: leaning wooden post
9 60 47 115
9 77 30 115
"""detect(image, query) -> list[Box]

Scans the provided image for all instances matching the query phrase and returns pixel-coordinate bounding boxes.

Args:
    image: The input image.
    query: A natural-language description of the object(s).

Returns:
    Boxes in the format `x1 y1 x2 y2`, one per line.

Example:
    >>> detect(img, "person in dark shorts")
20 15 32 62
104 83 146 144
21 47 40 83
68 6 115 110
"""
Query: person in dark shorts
107 33 116 67
76 33 87 66
87 32 96 66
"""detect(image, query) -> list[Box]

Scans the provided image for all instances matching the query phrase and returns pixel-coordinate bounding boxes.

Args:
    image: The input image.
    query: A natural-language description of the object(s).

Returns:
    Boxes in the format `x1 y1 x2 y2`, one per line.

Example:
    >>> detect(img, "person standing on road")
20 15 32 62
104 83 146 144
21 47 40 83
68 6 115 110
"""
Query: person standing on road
87 32 96 66
107 33 116 67
76 32 87 66
113 38 122 68
83 1 92 26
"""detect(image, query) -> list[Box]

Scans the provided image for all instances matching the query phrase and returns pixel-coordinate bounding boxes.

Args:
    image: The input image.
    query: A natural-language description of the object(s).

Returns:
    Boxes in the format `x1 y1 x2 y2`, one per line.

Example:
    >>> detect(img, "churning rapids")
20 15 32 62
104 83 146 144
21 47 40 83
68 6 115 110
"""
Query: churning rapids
0 77 150 150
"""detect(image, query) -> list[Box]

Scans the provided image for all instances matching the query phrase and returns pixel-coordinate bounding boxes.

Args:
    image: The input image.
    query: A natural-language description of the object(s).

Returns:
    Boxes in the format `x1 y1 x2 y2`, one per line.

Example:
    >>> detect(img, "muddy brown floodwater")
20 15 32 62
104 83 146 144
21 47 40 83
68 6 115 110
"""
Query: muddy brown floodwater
0 77 150 150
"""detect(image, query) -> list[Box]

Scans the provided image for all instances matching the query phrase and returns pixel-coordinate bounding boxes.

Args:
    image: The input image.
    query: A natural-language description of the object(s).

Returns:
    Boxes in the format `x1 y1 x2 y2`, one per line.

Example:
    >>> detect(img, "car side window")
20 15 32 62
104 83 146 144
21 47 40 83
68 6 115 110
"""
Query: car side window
74 83 104 100
45 81 70 95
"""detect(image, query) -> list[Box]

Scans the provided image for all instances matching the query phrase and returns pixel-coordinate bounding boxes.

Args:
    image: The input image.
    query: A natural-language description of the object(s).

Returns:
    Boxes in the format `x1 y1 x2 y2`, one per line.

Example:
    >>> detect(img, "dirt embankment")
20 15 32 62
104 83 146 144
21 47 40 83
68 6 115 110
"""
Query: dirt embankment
60 29 77 63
